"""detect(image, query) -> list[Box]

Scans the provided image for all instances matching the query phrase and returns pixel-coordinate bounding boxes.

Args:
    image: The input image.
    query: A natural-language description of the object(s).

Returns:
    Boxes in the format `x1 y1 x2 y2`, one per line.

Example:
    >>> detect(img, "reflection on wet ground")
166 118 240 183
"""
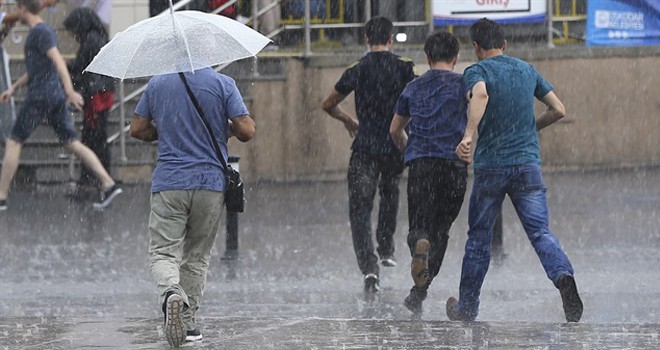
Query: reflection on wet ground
1 167 659 348
3 316 660 349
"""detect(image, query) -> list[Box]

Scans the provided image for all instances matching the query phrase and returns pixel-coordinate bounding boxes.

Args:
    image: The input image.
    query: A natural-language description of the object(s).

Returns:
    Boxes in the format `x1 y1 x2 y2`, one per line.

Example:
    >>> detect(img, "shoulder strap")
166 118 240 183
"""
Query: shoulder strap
179 72 228 172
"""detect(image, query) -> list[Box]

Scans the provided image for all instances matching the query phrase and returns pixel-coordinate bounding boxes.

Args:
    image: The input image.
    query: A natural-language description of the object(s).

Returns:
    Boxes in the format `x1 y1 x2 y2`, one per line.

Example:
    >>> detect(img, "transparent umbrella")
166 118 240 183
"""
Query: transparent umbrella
85 5 271 79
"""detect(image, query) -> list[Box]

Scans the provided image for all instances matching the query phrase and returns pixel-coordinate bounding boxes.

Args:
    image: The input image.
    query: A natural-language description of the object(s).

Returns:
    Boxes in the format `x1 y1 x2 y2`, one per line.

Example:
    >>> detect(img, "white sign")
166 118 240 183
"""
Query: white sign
433 0 547 25
595 10 645 30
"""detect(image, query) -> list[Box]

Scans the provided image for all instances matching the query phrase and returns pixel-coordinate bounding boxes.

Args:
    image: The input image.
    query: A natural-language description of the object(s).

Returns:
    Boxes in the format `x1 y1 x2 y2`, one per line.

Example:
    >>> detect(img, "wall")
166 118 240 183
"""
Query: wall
235 47 660 182
110 0 150 38
534 56 660 169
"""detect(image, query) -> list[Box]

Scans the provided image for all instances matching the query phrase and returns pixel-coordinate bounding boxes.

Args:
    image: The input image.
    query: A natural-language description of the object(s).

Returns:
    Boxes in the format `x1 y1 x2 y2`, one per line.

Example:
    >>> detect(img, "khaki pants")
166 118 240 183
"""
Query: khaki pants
149 190 224 329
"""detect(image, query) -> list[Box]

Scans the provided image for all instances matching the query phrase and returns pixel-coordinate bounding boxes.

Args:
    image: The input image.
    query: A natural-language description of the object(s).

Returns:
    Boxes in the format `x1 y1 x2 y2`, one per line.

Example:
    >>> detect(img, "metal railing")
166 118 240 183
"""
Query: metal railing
106 0 435 161
548 0 587 47
5 0 579 165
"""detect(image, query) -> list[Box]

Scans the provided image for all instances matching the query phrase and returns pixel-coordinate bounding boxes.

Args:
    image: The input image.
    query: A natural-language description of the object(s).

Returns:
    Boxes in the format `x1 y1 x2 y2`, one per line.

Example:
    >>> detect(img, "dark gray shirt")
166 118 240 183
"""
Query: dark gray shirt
25 23 64 103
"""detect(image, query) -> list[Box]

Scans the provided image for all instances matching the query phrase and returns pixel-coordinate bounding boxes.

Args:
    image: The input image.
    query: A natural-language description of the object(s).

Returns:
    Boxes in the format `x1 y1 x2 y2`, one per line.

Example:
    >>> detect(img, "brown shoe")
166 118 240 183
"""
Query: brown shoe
558 274 583 322
446 296 462 321
411 239 430 288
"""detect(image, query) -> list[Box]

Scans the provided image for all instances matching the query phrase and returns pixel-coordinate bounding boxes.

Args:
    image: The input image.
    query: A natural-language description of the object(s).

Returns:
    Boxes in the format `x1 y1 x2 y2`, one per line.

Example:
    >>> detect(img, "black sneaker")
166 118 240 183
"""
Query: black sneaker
380 255 397 267
364 273 380 301
92 184 123 210
411 239 430 288
0 199 7 211
185 328 203 342
164 292 186 347
558 274 583 322
404 286 427 314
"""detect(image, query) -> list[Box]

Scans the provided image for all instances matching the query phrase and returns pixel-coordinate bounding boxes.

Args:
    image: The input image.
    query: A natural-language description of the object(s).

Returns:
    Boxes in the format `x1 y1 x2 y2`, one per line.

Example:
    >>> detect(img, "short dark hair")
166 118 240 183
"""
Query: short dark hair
424 31 460 64
469 18 506 50
365 16 393 46
17 0 40 14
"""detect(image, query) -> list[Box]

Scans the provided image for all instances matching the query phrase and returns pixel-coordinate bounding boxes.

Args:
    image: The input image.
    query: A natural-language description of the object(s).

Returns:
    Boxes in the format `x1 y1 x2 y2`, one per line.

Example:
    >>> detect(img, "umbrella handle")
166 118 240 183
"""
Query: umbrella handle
169 0 174 14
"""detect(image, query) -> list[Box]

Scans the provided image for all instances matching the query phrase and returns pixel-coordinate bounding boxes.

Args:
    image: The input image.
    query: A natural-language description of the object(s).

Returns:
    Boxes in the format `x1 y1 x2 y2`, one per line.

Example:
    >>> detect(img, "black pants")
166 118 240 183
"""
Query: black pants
407 157 467 289
79 109 110 187
347 151 404 276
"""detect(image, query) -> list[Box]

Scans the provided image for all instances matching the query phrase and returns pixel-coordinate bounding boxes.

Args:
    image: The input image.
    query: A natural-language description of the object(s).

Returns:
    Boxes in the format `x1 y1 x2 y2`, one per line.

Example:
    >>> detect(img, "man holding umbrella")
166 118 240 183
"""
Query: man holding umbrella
110 4 268 346
131 66 255 347
83 3 267 344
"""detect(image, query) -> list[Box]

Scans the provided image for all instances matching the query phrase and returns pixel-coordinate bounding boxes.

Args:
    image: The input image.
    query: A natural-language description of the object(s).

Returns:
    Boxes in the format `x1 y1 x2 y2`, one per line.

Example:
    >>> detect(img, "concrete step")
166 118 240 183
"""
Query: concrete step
4 160 155 185
0 138 156 164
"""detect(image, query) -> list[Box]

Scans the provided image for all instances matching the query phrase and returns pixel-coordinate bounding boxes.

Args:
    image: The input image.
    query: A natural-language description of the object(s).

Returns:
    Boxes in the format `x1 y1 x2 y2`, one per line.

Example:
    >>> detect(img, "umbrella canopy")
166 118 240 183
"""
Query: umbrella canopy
85 10 271 79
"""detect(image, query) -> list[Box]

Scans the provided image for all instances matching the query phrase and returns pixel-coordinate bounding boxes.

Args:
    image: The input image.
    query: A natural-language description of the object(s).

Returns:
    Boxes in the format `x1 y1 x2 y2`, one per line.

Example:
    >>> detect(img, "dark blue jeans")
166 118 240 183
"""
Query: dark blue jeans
347 151 404 276
457 163 574 320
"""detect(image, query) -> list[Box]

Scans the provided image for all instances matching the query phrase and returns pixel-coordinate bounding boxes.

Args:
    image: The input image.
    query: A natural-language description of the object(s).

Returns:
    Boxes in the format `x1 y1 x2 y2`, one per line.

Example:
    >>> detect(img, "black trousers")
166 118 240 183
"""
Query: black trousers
347 151 404 276
407 157 467 289
79 109 110 187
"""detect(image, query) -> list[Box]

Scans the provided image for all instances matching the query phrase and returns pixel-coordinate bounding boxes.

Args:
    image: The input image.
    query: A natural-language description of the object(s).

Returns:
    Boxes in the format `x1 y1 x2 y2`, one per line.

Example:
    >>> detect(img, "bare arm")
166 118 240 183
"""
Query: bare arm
321 89 359 138
535 91 566 131
130 115 158 142
0 73 28 103
1 0 57 26
47 46 84 110
230 115 256 142
389 113 410 152
456 81 488 164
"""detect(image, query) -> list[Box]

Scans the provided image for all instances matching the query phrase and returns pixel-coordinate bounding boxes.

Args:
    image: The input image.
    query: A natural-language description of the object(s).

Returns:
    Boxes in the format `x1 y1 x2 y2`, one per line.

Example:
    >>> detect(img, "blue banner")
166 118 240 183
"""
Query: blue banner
586 0 660 46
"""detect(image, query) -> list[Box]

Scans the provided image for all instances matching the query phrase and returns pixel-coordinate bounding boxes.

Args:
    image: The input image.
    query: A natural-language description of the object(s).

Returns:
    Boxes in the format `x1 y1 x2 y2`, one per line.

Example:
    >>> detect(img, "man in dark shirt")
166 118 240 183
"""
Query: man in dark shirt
321 16 417 298
390 31 468 315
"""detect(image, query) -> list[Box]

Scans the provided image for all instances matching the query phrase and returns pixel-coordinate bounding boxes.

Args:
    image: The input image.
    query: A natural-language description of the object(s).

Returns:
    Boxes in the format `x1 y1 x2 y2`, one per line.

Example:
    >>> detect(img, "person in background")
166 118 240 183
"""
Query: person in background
1 0 58 32
0 0 122 212
63 7 115 200
446 18 583 323
150 0 180 17
321 16 417 298
257 0 281 35
130 67 255 346
62 0 112 29
390 31 468 315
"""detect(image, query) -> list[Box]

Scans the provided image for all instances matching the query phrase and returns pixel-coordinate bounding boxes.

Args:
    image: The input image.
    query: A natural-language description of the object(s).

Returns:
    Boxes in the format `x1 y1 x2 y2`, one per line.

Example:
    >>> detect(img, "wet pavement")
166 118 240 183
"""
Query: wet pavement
1 167 659 349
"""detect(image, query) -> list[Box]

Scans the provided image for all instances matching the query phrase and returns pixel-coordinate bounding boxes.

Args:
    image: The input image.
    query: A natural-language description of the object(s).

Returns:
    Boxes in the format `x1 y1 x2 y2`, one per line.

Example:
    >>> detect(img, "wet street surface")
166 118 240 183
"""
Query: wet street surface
1 167 659 349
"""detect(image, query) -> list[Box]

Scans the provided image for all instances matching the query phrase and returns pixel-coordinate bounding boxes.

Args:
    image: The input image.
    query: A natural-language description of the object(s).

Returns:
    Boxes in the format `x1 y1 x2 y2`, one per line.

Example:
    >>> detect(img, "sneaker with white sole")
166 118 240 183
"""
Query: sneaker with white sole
363 273 380 301
0 199 7 211
185 328 203 342
164 293 186 347
92 184 123 210
380 255 397 267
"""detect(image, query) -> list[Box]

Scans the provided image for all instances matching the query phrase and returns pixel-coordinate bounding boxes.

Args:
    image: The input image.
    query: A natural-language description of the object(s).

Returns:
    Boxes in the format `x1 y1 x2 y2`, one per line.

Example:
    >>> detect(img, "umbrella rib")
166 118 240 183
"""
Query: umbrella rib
120 21 159 79
171 12 195 73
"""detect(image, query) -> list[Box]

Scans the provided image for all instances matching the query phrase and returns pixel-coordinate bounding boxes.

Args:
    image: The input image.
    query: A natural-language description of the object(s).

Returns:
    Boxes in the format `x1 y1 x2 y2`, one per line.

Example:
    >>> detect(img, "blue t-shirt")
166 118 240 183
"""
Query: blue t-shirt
395 69 467 164
25 23 65 103
463 55 553 168
134 68 249 193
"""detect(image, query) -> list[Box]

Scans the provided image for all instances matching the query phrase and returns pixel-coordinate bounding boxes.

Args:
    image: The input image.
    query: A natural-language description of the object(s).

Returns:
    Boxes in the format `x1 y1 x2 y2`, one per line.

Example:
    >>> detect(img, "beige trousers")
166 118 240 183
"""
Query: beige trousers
149 190 224 329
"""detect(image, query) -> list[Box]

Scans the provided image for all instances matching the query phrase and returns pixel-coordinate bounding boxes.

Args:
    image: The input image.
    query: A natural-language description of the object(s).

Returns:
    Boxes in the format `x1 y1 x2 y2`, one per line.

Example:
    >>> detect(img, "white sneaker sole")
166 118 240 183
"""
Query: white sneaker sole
92 187 123 210
185 333 203 342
